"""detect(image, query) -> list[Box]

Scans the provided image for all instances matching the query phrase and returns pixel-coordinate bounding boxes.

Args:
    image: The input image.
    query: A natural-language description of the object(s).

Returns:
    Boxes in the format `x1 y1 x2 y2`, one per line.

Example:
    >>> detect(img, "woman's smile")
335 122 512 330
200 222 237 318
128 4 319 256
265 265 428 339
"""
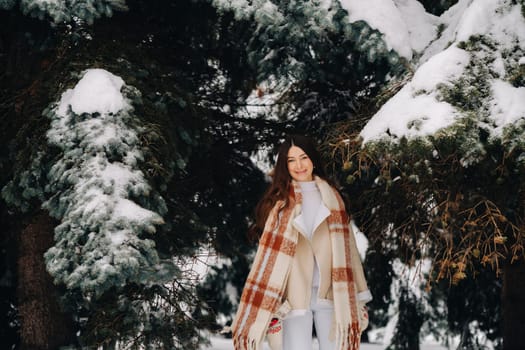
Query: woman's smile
287 145 314 181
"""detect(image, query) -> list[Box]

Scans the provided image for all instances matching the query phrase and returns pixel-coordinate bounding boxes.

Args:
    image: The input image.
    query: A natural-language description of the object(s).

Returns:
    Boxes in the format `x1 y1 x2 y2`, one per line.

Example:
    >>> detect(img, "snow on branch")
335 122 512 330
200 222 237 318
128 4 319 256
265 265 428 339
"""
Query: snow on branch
361 0 525 150
17 0 128 23
43 68 173 296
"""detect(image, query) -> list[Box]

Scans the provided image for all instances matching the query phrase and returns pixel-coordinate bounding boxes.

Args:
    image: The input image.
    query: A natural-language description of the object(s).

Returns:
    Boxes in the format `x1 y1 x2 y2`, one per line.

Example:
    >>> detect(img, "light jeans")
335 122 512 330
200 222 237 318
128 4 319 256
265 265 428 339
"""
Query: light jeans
282 288 335 350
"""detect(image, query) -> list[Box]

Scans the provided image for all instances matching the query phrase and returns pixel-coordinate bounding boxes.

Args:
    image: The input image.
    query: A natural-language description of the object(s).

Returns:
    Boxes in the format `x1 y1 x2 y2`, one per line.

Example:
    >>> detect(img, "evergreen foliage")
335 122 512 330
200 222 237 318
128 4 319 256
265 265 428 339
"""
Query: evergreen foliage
1 0 128 23
0 0 15 9
195 254 252 331
41 69 173 296
3 0 523 348
0 205 19 347
326 2 525 346
446 271 502 349
212 0 406 133
0 0 267 347
187 128 279 329
385 286 425 350
213 0 403 83
362 249 395 330
1 63 206 347
329 125 518 346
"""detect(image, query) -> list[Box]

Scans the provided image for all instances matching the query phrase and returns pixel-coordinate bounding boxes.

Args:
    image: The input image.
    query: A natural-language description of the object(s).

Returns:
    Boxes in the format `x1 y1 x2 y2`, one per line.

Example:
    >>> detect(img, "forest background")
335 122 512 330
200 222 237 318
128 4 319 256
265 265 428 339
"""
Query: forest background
1 0 524 349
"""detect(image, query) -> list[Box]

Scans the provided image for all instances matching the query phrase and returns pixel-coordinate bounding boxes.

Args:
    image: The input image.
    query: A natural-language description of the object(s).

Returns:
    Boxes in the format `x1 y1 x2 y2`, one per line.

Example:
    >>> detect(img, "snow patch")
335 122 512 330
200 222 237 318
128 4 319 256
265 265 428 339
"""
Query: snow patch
391 0 439 53
361 46 470 142
352 220 369 261
340 0 413 59
489 79 525 136
59 68 126 115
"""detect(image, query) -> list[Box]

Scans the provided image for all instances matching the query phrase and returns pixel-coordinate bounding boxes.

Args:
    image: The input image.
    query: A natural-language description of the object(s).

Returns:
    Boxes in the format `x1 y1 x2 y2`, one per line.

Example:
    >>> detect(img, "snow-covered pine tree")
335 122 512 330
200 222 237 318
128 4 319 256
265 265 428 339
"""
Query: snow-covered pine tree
1 0 272 347
42 68 171 295
1 67 203 348
328 0 525 347
212 0 407 133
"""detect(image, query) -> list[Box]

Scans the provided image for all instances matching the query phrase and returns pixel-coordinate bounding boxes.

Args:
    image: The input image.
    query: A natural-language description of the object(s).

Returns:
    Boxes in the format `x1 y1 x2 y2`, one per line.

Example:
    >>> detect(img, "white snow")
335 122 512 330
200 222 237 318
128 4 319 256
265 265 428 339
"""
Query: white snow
361 0 525 144
34 0 60 4
352 221 369 261
454 0 494 43
225 282 239 309
59 69 126 115
340 0 413 59
456 0 525 46
489 79 525 136
410 46 470 92
418 0 471 63
215 0 440 61
491 53 506 78
361 46 470 143
243 77 289 122
254 1 284 24
391 0 439 53
113 199 163 226
340 0 439 59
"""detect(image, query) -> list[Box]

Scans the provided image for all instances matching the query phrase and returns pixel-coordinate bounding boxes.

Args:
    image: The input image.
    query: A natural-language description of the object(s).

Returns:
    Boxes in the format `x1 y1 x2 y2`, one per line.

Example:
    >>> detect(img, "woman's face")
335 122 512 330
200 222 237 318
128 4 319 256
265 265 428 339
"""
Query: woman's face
287 145 314 182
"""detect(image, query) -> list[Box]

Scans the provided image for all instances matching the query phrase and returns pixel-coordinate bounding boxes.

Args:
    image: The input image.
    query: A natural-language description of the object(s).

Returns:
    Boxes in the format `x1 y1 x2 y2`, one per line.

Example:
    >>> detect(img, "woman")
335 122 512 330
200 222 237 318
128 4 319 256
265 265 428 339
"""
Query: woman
231 135 372 350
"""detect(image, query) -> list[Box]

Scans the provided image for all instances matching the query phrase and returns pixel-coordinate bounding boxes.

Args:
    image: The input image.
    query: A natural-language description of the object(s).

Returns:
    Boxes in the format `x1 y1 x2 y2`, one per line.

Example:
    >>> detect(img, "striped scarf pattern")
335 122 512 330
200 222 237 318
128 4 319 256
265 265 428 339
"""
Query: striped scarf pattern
232 177 360 350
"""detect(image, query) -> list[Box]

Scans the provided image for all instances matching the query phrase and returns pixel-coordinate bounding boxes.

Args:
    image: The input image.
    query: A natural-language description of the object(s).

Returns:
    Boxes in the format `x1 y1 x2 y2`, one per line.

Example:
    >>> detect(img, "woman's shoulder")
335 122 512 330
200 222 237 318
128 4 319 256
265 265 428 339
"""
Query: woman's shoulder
316 176 342 195
275 199 287 210
267 199 287 217
316 177 348 209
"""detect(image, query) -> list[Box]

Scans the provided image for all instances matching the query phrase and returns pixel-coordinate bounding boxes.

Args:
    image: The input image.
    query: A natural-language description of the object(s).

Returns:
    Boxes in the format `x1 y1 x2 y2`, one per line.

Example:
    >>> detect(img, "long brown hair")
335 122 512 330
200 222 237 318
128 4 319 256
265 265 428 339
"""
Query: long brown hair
248 134 330 240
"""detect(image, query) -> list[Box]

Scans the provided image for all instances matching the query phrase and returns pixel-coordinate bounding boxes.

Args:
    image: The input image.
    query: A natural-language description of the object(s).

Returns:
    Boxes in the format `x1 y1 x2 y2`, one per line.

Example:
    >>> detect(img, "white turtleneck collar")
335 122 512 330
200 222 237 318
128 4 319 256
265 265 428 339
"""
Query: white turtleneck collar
298 180 317 192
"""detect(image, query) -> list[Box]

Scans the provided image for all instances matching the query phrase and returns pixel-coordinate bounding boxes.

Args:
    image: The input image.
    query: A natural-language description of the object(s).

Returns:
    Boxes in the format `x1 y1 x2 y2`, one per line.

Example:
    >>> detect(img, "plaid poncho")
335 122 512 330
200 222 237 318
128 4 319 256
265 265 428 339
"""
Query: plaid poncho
232 176 361 350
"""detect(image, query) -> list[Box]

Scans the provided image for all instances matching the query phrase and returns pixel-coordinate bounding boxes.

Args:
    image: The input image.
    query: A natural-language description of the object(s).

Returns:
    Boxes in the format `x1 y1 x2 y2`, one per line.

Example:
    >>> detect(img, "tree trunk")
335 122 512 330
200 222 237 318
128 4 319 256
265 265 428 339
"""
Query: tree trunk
502 259 525 350
17 211 75 350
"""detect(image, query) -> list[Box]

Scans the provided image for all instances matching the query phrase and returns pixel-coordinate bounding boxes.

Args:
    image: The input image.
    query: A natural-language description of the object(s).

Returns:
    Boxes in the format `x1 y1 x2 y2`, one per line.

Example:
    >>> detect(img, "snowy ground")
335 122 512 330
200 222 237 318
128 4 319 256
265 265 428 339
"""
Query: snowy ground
201 336 448 350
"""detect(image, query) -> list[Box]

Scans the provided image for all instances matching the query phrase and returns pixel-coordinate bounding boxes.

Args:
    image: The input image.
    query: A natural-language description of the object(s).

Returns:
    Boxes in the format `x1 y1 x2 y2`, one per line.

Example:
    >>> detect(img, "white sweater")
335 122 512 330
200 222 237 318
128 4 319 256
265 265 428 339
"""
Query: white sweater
298 181 322 287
